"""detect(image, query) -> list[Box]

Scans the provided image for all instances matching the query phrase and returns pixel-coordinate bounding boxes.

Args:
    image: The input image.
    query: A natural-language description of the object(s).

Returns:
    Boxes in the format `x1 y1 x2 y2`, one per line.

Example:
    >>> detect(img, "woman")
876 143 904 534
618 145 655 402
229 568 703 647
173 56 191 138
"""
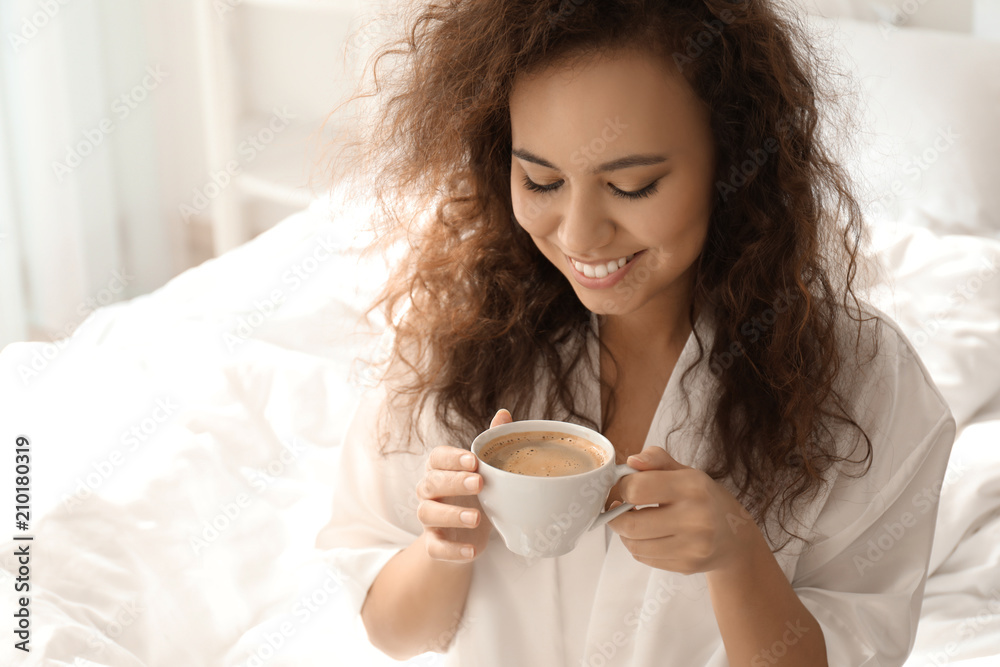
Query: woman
316 1 956 665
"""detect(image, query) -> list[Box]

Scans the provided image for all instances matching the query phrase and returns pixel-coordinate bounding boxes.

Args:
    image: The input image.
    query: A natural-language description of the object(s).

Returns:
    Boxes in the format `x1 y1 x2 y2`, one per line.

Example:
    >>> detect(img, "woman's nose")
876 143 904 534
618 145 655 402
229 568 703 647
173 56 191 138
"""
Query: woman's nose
557 190 615 256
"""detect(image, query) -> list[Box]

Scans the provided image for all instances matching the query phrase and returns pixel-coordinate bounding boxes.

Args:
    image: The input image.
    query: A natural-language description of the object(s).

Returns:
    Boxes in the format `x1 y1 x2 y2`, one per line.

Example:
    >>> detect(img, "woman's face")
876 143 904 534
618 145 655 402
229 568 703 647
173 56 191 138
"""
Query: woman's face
509 49 716 318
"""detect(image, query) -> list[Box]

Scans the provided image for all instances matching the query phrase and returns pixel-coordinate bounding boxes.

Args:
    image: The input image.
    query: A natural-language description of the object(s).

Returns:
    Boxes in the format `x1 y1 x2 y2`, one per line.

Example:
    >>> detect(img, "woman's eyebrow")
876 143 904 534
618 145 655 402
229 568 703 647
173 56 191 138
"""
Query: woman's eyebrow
511 147 669 175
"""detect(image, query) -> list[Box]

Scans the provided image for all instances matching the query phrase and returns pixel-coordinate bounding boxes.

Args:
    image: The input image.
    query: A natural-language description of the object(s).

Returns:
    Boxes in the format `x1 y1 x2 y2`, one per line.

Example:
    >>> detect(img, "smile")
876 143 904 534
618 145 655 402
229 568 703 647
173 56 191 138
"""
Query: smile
564 250 646 289
569 253 637 278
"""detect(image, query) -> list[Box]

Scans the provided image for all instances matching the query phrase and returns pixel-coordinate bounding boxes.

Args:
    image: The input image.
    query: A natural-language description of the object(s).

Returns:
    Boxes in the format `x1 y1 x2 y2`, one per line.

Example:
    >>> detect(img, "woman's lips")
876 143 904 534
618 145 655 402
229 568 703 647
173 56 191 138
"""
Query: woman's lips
565 250 646 289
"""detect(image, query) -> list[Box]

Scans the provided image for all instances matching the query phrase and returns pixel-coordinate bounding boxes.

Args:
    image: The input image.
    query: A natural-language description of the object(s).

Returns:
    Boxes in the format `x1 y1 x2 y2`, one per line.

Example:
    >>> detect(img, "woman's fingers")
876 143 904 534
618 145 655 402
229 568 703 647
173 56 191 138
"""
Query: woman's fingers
425 528 477 561
427 444 478 474
418 467 481 501
418 498 480 530
490 408 513 428
416 424 509 562
418 446 482 532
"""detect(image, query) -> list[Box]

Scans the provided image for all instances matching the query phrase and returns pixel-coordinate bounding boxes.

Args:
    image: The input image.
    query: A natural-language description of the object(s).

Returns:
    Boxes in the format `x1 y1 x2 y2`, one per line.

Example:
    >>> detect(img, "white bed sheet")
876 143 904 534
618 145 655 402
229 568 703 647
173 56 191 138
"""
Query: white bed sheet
0 189 416 666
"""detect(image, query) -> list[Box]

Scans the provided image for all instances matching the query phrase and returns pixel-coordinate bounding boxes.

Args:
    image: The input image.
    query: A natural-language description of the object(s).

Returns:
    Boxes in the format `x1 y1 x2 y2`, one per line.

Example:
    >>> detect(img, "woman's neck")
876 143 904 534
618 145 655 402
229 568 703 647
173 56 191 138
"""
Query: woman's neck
598 298 697 365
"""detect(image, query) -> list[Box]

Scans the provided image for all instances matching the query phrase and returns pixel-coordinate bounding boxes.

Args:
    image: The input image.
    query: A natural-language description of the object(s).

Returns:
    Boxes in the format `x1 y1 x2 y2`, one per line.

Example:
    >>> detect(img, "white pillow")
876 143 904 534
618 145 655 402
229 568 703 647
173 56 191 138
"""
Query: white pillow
808 16 1000 238
864 222 1000 428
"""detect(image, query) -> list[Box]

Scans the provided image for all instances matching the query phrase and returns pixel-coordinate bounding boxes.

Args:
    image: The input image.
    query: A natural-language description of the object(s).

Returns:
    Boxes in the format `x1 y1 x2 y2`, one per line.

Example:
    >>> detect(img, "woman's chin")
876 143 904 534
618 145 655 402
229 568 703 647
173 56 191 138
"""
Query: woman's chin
578 289 638 317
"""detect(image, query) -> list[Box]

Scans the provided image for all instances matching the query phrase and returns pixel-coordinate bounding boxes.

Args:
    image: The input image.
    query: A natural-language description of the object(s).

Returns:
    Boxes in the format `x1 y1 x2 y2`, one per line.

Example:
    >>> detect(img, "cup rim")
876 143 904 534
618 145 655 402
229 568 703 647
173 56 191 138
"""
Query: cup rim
471 419 615 480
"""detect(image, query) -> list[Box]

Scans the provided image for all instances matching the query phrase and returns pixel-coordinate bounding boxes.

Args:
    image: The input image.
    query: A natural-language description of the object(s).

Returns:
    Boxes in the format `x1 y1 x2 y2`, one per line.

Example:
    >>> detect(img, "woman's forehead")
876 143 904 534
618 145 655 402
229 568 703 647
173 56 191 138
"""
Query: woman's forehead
509 50 709 165
510 48 697 117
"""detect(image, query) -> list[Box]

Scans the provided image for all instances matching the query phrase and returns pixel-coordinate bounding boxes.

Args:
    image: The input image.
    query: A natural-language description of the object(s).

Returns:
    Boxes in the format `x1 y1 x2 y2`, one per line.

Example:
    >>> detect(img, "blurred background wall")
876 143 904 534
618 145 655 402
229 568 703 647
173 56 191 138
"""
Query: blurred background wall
0 0 996 350
0 0 395 348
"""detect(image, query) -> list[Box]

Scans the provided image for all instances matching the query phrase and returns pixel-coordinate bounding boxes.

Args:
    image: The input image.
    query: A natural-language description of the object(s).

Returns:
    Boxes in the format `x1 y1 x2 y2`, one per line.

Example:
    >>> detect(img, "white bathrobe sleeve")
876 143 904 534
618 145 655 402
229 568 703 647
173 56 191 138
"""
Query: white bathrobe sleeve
314 368 432 617
789 315 957 666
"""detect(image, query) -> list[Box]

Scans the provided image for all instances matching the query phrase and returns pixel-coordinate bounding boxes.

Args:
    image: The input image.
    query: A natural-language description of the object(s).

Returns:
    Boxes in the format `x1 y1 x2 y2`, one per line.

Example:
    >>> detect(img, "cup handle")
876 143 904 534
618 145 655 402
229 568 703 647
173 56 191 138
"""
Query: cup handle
588 464 641 530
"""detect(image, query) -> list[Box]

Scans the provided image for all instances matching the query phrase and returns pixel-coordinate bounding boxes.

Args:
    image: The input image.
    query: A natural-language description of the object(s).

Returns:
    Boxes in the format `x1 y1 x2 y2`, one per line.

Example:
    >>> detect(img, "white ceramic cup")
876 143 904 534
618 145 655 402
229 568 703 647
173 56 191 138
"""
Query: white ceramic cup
471 419 640 558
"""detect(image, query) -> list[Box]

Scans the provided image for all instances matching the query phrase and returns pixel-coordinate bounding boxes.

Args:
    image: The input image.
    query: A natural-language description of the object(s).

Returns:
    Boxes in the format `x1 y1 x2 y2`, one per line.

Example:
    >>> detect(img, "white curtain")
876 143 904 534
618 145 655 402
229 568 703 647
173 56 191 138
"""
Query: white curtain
0 0 174 349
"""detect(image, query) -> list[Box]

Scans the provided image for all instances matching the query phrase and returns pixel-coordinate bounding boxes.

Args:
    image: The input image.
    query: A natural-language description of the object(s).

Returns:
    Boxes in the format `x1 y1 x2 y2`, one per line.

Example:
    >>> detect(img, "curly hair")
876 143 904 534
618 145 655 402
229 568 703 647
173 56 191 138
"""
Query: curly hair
324 0 881 548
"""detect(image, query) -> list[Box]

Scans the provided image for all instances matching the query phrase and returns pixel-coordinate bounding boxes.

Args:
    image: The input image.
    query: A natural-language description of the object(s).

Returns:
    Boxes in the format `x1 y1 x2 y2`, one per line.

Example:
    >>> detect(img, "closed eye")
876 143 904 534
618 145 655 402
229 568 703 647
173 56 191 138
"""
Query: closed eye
520 174 660 200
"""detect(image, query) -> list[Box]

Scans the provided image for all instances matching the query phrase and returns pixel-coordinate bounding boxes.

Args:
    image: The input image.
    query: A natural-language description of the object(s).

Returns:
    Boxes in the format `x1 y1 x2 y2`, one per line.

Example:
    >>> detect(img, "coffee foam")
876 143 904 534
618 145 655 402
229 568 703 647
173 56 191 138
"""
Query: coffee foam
480 431 607 477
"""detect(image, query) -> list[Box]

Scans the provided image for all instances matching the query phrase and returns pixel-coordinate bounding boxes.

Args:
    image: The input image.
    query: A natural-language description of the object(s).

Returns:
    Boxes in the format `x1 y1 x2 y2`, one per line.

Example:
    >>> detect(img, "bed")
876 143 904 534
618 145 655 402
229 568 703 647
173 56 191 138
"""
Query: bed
1 14 999 667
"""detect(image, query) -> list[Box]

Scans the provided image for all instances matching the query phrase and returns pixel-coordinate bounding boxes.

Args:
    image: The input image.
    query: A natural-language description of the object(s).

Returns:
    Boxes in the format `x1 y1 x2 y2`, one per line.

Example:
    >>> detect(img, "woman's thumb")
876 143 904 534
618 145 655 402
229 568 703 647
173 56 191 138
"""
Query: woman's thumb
626 446 687 471
490 408 513 428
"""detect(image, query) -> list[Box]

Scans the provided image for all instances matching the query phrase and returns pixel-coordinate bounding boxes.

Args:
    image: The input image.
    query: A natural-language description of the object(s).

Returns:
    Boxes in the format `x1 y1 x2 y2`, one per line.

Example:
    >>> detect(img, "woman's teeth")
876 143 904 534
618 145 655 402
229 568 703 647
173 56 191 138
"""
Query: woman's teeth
572 253 636 279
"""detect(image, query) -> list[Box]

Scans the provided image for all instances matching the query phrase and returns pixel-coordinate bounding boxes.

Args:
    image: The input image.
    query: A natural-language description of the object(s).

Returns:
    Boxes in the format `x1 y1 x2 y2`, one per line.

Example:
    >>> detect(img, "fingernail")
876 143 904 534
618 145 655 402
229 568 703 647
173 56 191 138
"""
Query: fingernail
461 453 475 469
460 510 477 526
461 546 474 559
464 475 479 491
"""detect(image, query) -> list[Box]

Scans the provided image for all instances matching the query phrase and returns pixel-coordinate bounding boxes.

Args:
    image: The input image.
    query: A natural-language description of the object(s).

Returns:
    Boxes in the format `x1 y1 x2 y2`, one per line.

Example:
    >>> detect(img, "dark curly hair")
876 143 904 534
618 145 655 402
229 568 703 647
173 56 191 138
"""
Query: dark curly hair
322 0 881 548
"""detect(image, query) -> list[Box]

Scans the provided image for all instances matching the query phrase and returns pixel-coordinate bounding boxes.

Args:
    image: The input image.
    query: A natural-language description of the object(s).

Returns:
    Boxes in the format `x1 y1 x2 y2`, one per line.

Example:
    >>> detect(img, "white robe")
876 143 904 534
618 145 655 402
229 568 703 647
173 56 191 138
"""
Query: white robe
316 303 956 666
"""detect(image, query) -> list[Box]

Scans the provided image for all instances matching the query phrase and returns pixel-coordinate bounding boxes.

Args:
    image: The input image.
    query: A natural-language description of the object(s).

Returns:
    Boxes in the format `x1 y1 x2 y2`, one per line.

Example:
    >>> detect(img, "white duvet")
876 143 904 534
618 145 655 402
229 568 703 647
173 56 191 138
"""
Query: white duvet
0 189 403 666
1 184 999 666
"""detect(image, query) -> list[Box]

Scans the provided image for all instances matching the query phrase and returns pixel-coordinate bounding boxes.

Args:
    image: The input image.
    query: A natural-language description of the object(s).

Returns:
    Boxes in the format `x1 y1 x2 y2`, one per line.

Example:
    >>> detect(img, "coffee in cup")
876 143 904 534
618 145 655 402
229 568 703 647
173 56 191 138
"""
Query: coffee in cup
471 419 640 558
479 431 608 477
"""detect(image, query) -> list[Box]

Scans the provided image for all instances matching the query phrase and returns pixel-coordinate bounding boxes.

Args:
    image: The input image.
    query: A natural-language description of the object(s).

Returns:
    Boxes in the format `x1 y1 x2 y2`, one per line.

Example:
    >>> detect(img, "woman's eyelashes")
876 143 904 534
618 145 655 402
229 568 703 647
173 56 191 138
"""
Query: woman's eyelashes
520 174 660 200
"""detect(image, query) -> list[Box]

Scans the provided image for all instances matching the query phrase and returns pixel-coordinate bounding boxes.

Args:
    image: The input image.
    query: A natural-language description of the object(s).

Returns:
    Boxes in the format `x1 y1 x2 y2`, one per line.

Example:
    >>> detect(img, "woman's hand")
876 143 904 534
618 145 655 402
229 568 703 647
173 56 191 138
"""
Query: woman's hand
415 409 513 563
607 447 758 575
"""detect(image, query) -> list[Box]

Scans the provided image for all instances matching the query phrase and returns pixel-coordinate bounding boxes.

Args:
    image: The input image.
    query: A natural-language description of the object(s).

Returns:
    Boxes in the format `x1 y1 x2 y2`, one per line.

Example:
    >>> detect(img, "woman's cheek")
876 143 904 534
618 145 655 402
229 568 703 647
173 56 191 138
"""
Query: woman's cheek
509 185 525 226
511 192 542 234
